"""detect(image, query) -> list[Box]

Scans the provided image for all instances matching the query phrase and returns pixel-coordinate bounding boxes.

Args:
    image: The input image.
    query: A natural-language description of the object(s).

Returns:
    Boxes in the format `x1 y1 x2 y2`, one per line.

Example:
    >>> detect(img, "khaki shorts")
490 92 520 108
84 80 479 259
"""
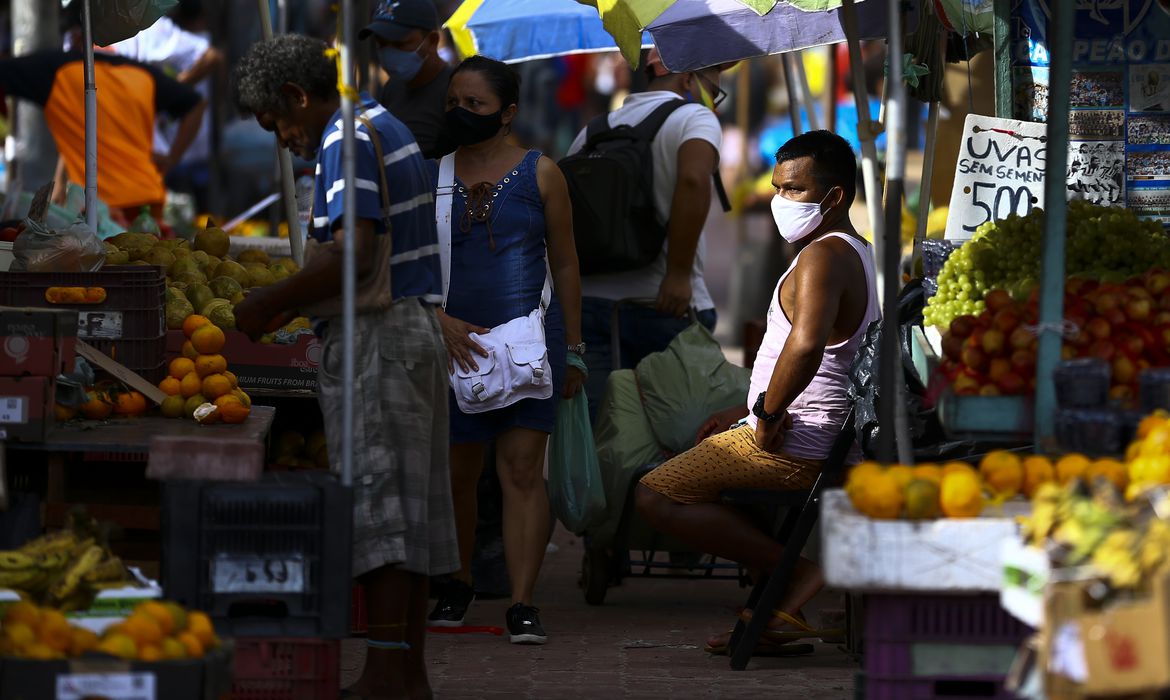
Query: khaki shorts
318 299 460 578
639 423 822 505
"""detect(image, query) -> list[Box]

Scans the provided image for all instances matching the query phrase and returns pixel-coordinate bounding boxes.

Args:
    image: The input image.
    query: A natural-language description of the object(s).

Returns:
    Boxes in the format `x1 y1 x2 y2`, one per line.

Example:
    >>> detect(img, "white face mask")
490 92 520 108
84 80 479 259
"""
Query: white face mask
771 189 835 243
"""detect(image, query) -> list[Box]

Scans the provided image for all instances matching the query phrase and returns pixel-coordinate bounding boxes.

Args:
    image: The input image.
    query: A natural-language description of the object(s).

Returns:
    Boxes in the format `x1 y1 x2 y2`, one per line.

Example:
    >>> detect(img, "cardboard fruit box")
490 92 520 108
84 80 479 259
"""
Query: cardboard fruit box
0 645 232 700
0 307 77 378
1042 571 1170 697
165 330 318 393
0 375 54 442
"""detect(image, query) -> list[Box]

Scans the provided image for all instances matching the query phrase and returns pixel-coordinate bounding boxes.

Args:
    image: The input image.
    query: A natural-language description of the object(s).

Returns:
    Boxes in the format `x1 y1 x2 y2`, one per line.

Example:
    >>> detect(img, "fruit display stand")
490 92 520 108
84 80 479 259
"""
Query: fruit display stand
4 407 275 531
165 330 318 397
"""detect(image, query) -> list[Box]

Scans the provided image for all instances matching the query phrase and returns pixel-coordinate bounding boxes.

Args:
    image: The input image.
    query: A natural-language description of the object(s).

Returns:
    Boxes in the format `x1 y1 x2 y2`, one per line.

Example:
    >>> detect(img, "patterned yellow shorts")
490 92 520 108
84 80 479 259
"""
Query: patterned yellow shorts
639 423 822 505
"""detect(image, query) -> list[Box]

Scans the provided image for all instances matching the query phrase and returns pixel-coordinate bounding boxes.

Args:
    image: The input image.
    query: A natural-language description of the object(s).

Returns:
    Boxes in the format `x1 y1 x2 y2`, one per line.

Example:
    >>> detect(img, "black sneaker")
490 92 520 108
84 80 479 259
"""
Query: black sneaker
506 603 547 645
427 579 475 627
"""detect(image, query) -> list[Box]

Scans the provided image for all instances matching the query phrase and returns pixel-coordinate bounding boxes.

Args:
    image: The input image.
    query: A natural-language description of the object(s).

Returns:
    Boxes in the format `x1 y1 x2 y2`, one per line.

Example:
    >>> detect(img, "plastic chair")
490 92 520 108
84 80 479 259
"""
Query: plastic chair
719 406 858 670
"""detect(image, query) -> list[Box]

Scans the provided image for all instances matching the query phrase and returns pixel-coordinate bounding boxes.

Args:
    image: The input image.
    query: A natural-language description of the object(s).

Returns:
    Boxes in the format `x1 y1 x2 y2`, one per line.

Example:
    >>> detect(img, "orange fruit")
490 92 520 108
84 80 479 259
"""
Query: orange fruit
1022 455 1056 498
183 314 212 338
181 340 199 360
214 395 250 424
202 374 233 400
194 402 222 425
194 354 227 377
186 611 216 648
112 390 148 417
979 450 1024 498
160 395 186 419
183 394 206 419
169 357 195 380
139 644 163 662
137 601 176 637
161 637 188 659
4 622 36 651
1056 453 1091 485
159 376 182 396
36 610 72 653
233 389 252 408
122 613 163 647
162 602 188 633
180 371 203 398
79 391 113 420
190 325 226 354
177 631 204 658
224 370 238 388
55 403 77 421
942 461 976 476
1087 458 1128 491
96 633 137 660
941 469 985 518
4 601 41 628
886 464 914 490
69 627 100 656
912 464 943 484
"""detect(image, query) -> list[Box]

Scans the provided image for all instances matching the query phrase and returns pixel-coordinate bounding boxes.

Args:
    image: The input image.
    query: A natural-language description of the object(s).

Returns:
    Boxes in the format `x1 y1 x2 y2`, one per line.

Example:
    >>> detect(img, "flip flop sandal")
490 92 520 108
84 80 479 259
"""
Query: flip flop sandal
703 632 815 657
737 609 845 645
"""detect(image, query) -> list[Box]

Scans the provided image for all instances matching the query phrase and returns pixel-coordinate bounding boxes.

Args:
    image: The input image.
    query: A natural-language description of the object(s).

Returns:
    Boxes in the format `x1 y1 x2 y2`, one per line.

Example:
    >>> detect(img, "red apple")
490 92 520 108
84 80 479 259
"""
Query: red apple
1154 312 1170 326
981 328 1007 356
1126 297 1153 322
1113 355 1137 385
996 371 1027 395
1061 345 1077 361
1094 293 1121 316
993 309 1021 334
1009 326 1035 351
1146 271 1170 296
978 384 1001 396
985 289 1014 313
1089 340 1116 361
1086 316 1111 340
1109 384 1134 402
942 333 965 362
961 343 988 372
1119 334 1145 359
953 372 980 396
1011 349 1036 374
1105 308 1127 327
988 357 1012 382
948 315 977 340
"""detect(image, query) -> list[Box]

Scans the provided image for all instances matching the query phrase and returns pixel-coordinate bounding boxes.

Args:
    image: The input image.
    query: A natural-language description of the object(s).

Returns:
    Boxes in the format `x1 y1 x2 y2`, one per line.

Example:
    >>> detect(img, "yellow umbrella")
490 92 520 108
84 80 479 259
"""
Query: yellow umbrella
445 0 487 60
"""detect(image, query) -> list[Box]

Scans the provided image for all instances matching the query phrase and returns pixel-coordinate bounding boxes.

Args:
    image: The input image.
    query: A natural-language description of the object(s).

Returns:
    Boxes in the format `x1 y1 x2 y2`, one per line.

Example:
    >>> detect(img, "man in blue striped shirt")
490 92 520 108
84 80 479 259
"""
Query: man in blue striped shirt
233 35 458 700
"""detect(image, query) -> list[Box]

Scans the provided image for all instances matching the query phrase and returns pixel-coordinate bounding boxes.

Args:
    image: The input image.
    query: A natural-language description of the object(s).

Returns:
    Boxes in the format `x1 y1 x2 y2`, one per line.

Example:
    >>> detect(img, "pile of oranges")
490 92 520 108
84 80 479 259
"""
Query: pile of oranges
157 315 251 424
0 599 220 661
844 451 1127 520
55 383 149 422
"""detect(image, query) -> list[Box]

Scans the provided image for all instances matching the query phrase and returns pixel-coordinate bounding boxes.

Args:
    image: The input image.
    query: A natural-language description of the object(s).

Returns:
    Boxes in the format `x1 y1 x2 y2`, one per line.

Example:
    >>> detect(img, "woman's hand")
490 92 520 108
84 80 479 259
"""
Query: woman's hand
695 406 750 445
753 411 793 455
437 310 490 373
562 364 586 398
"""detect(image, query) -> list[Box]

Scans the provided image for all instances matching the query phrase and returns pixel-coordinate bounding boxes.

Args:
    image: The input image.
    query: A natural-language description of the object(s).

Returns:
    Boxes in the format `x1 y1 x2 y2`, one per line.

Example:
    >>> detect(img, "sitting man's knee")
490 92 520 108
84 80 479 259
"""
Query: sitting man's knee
635 483 671 525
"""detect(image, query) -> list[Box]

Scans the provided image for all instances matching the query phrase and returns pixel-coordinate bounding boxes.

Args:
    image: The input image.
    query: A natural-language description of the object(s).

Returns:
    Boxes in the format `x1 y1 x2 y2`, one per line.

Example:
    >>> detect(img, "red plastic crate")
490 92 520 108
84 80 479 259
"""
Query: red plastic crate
230 638 340 700
862 594 1031 700
351 583 367 637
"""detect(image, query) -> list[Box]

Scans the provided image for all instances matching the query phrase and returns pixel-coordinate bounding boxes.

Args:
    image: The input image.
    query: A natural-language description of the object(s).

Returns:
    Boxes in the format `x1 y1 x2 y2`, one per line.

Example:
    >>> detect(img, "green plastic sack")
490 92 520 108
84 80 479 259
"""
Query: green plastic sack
936 0 993 35
590 369 664 547
635 324 750 455
89 0 179 46
548 391 606 534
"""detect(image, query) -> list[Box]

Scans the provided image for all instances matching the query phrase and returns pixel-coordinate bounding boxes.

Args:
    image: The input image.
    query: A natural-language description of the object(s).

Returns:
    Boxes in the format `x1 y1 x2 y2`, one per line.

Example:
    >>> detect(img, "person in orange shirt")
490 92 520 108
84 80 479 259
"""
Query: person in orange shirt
0 50 204 222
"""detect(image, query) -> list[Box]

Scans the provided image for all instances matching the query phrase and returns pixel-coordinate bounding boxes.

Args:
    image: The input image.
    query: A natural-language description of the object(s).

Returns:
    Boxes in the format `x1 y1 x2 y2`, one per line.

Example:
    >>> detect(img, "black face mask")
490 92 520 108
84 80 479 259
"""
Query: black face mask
445 107 504 146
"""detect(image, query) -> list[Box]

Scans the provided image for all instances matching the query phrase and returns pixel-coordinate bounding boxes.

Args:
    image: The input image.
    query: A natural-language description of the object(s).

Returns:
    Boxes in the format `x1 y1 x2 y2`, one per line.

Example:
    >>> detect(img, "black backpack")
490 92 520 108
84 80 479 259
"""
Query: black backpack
558 100 688 276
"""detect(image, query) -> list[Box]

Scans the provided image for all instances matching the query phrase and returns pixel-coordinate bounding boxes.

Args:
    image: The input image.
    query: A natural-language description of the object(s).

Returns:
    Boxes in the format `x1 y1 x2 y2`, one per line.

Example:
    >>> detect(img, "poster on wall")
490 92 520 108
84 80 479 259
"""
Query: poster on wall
1011 0 1170 228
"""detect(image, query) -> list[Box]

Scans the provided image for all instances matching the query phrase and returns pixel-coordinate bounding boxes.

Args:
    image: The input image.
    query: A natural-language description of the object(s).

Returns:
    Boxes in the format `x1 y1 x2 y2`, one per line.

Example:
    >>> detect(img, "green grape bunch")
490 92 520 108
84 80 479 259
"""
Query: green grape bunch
923 201 1170 328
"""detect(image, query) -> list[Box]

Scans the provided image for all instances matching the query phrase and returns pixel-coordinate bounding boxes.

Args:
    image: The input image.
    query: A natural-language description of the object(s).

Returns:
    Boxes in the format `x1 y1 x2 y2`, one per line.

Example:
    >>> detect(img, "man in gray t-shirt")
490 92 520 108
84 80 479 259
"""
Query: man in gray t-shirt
360 0 454 159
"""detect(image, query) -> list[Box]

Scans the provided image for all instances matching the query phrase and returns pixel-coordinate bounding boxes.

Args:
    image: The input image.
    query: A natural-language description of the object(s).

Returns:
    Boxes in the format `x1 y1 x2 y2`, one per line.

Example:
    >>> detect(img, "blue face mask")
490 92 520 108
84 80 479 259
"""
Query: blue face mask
378 43 424 82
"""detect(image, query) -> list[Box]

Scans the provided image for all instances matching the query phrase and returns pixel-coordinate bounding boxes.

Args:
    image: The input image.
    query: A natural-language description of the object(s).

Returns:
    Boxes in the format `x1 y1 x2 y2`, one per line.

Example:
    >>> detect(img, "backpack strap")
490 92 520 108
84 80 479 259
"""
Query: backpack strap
629 99 689 142
435 153 456 310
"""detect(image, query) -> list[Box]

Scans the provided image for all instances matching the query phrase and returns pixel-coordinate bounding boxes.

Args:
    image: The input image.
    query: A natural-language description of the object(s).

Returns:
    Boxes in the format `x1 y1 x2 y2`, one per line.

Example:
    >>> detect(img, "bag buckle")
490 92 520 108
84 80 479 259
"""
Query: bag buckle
472 381 486 397
532 366 545 380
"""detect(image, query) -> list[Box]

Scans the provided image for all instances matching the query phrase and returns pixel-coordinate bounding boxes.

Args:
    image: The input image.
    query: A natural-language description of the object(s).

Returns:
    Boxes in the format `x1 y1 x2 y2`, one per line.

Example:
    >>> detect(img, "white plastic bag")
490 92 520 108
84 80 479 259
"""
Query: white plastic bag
11 217 106 272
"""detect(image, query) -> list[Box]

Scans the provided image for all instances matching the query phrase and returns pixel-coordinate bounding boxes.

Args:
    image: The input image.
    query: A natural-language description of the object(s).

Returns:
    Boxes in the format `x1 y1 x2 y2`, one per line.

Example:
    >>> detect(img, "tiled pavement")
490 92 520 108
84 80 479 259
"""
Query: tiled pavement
342 527 858 699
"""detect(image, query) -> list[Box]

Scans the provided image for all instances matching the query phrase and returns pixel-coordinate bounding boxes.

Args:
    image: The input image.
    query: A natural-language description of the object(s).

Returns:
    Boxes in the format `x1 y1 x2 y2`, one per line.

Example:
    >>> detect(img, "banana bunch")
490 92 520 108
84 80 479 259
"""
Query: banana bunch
1091 529 1142 589
0 527 128 611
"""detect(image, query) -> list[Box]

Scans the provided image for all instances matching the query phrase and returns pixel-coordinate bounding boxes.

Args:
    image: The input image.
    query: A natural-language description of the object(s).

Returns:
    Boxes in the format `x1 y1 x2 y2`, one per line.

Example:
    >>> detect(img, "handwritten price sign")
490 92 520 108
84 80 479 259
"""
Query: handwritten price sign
945 115 1049 241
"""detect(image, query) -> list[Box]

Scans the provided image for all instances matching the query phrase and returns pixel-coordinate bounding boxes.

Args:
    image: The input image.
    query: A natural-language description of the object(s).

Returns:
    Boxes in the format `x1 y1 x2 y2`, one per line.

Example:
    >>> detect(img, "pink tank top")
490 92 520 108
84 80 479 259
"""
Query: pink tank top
745 232 880 461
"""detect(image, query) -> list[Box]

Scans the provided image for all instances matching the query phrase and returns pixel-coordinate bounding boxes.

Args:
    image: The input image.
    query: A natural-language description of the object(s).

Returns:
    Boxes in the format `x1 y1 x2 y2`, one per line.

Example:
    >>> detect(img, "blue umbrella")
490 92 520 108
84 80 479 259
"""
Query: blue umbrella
648 0 919 72
457 0 652 64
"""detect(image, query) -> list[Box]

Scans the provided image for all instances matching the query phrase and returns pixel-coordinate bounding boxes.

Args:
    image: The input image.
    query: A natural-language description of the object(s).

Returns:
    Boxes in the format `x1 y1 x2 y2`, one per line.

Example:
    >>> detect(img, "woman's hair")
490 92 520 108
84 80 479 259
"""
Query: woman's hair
234 35 338 116
451 55 521 109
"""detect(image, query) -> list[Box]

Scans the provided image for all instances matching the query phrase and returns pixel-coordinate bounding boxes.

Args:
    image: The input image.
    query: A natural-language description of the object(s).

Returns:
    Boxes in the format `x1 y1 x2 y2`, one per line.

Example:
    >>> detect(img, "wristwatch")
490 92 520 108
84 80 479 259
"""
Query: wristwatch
567 342 587 356
752 392 783 423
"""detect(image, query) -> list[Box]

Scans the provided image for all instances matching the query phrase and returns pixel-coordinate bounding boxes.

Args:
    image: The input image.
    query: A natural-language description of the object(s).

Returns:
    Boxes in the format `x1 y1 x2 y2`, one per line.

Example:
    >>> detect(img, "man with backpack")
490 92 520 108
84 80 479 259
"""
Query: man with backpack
562 49 727 420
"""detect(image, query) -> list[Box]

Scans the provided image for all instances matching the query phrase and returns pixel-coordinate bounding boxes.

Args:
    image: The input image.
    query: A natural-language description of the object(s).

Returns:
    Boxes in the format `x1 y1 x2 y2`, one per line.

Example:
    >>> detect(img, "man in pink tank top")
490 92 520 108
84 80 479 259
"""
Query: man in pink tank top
636 131 877 653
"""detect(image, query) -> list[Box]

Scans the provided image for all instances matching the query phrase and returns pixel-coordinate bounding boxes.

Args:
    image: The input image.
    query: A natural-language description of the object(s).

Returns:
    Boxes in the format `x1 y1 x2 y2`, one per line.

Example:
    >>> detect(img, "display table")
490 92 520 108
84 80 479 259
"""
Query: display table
4 407 275 530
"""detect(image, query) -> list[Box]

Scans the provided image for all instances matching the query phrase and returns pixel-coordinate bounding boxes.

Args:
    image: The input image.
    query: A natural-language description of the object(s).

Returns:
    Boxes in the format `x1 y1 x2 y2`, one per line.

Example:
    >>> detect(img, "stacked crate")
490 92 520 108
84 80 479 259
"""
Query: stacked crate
0 307 77 441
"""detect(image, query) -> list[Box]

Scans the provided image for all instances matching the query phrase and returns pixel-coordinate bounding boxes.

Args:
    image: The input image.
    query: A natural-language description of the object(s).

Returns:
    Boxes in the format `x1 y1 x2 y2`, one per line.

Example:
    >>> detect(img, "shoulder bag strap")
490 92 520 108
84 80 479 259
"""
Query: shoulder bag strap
355 115 393 232
436 153 456 310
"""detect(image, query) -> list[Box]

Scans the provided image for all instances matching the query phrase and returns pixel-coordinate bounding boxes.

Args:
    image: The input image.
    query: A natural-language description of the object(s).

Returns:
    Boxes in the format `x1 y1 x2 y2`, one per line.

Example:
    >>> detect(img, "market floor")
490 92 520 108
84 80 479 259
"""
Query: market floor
341 526 858 699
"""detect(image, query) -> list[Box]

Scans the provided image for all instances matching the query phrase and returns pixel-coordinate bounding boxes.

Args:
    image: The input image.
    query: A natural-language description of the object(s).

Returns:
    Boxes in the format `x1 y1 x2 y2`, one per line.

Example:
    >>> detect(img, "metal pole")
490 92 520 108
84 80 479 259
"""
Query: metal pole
841 0 885 278
1034 2 1073 449
10 0 59 190
339 0 357 488
781 53 802 136
878 0 910 464
81 0 97 231
793 52 820 132
825 46 838 133
913 100 940 263
257 0 305 266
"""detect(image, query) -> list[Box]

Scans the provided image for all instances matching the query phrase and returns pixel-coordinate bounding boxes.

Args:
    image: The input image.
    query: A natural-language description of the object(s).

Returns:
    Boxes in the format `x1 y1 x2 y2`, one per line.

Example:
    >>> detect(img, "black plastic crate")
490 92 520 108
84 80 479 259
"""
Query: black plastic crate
1056 408 1124 456
1054 358 1110 409
0 265 165 341
161 471 353 638
86 333 168 378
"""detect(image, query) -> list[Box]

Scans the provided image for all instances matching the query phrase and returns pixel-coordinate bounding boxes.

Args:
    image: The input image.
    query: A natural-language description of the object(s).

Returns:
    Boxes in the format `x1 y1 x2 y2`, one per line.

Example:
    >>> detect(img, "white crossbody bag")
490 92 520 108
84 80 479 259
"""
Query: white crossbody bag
436 153 554 414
